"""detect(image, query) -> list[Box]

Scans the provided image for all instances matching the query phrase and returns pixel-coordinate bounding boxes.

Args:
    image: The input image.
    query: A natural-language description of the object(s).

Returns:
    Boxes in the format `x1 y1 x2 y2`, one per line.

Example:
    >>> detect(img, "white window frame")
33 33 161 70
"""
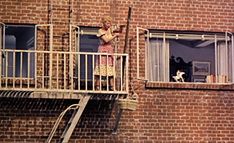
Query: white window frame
137 28 234 83
1 24 37 78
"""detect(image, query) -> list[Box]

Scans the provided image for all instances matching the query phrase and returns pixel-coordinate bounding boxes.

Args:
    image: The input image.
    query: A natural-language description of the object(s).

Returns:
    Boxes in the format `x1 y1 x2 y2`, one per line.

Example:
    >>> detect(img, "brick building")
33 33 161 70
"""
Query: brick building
0 0 234 142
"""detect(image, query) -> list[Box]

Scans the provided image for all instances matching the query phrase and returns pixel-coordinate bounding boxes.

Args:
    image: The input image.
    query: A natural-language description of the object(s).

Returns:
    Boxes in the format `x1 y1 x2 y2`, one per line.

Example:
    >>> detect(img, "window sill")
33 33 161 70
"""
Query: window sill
145 82 234 91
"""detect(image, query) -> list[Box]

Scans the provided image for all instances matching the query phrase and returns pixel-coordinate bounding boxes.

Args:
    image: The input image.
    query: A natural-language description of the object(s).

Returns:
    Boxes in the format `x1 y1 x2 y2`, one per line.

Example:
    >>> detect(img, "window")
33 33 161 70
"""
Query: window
137 29 234 83
75 26 126 91
75 27 99 87
1 24 35 78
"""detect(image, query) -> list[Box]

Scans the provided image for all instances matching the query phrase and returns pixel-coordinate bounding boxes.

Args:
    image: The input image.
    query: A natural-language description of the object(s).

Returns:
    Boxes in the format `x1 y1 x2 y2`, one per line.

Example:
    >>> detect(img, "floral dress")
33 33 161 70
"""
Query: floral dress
94 28 115 77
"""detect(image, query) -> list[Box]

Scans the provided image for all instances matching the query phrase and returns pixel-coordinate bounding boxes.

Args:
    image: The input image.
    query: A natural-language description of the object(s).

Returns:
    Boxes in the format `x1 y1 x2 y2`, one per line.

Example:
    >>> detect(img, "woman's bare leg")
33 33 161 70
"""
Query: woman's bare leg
109 76 114 90
95 75 100 90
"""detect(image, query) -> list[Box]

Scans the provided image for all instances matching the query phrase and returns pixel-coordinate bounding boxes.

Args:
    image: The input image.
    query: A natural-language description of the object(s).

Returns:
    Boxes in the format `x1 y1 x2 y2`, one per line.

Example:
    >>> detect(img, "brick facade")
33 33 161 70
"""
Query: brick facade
1 0 234 142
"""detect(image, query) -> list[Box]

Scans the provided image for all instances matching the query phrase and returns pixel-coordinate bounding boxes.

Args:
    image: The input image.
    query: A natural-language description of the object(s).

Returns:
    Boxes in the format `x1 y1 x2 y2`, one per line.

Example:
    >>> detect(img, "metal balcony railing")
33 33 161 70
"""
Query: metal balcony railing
0 49 129 94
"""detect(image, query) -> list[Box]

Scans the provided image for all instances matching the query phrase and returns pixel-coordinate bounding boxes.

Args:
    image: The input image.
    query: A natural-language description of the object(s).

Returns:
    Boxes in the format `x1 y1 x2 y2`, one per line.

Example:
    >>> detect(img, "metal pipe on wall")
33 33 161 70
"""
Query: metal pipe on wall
69 0 73 25
48 0 53 24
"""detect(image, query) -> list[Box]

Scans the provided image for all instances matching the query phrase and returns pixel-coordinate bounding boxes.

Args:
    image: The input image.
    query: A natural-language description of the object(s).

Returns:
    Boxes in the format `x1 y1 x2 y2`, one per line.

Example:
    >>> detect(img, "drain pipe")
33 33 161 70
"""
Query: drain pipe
69 0 73 26
48 0 53 24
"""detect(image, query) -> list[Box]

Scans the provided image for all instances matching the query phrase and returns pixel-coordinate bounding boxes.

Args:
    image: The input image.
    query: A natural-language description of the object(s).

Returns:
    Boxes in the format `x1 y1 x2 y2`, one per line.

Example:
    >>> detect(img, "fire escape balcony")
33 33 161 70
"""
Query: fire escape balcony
0 49 129 97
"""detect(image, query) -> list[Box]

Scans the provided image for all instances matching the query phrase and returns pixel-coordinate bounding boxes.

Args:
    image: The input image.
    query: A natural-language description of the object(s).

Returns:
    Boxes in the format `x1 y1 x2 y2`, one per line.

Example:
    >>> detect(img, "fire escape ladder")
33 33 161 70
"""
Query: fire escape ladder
46 94 90 143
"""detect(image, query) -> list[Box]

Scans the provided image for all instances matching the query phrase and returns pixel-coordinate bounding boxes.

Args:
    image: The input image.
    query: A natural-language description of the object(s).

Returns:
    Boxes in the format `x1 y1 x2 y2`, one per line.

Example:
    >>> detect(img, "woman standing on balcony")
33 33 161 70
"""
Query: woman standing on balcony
94 16 122 90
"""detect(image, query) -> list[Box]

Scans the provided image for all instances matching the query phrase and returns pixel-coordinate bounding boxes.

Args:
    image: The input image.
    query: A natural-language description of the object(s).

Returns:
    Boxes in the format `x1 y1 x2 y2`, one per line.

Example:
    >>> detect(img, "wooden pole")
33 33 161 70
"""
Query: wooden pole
123 6 132 53
113 6 132 133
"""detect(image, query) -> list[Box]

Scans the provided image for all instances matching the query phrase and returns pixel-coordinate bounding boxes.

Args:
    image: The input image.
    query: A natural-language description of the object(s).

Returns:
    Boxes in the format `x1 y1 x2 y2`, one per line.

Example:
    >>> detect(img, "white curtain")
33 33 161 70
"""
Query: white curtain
217 42 227 76
217 40 232 82
148 39 169 82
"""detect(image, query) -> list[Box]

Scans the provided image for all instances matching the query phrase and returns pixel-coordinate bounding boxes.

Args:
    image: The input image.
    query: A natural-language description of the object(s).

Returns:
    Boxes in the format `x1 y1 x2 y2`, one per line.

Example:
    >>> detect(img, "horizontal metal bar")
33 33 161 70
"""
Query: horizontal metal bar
0 88 128 94
149 33 230 41
2 49 128 56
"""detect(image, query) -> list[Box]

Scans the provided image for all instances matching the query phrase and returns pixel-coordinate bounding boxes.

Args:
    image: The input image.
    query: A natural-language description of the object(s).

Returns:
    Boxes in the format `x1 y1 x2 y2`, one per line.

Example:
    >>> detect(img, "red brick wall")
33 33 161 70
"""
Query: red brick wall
1 0 234 142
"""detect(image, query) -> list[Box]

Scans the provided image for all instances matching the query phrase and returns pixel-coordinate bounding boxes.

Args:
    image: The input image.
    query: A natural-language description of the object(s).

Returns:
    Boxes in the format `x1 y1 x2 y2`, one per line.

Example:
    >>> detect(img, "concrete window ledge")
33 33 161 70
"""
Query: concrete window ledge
145 82 234 91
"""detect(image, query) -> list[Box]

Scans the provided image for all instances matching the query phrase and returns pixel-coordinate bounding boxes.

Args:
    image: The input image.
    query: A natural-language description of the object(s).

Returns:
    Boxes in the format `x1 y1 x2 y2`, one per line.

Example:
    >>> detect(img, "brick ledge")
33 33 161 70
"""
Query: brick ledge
145 82 234 91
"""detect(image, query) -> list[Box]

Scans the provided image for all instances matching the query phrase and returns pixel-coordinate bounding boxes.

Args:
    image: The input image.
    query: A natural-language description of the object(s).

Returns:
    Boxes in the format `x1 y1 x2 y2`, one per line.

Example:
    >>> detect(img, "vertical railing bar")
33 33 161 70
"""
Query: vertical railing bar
78 53 80 90
13 51 15 88
49 24 53 89
126 55 129 92
76 27 80 91
56 53 59 89
27 52 30 88
35 51 37 89
49 50 53 89
69 25 72 52
92 54 95 91
99 54 101 90
85 54 88 91
49 51 52 89
106 54 109 91
5 51 8 88
113 54 116 91
120 56 123 91
34 25 38 89
74 27 77 91
64 54 66 89
42 52 45 88
20 52 23 88
69 25 73 91
136 27 139 79
3 51 6 87
70 52 74 90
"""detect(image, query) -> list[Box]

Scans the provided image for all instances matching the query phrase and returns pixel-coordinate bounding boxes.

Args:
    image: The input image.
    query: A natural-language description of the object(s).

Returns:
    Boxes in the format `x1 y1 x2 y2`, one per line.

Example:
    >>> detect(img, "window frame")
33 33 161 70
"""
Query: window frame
1 24 36 78
137 28 234 84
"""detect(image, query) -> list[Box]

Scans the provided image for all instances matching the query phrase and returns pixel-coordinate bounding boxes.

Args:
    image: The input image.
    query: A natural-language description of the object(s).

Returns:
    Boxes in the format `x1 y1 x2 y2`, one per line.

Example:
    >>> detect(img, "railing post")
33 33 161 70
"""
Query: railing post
13 52 15 88
20 52 23 88
64 54 67 89
27 51 30 88
136 27 149 80
34 26 37 89
49 24 53 89
69 24 73 90
126 54 129 92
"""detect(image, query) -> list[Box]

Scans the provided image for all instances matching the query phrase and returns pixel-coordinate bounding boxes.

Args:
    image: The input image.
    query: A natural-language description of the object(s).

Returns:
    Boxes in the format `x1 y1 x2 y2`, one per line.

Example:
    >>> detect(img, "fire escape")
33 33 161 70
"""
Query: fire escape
0 22 129 142
0 0 133 140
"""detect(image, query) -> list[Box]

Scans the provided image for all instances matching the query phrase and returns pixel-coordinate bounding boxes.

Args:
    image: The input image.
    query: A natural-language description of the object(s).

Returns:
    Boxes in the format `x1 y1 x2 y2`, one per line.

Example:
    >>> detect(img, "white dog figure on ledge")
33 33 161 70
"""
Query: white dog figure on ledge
173 70 185 82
